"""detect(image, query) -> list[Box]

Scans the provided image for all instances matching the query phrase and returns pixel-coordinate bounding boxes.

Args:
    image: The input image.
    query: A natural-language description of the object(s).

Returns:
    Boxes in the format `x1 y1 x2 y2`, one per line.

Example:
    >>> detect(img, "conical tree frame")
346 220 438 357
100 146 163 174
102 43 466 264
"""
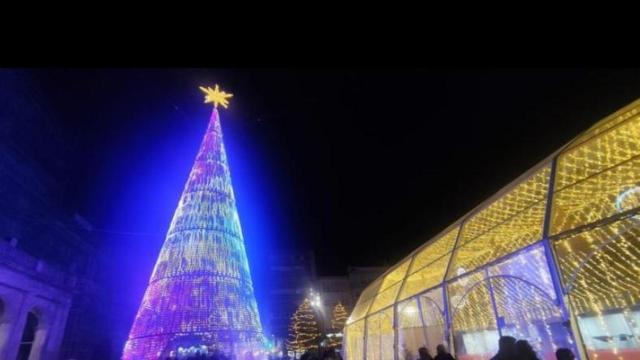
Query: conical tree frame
123 108 263 359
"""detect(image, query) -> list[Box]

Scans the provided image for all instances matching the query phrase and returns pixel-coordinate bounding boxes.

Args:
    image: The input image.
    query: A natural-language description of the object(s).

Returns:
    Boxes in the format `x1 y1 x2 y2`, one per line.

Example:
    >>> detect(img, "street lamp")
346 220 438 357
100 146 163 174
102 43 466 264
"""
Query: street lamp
309 290 322 309
309 289 325 337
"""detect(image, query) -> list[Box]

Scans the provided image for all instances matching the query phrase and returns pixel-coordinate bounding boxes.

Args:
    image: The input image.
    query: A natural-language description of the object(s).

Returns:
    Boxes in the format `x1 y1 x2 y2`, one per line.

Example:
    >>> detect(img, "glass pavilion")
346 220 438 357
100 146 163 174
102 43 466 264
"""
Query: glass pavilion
343 99 640 360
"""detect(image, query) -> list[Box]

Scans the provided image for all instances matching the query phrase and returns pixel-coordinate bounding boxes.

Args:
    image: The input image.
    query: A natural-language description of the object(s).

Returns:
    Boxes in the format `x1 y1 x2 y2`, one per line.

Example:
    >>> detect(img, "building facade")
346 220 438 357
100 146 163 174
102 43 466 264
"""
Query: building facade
266 250 317 341
265 250 387 351
312 267 386 334
344 99 640 360
313 276 352 334
0 70 102 359
0 239 75 360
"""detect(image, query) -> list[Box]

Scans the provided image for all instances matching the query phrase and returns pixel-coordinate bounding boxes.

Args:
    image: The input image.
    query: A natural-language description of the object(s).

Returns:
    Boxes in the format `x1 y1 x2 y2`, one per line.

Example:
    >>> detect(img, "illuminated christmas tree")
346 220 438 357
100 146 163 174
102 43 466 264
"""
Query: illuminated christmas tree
287 298 321 356
123 85 264 359
328 302 347 349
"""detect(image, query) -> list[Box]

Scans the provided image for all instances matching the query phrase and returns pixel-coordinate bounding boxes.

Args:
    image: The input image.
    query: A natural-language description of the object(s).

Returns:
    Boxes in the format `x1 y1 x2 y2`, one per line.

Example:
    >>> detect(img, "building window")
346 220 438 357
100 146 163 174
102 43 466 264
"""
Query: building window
17 311 38 360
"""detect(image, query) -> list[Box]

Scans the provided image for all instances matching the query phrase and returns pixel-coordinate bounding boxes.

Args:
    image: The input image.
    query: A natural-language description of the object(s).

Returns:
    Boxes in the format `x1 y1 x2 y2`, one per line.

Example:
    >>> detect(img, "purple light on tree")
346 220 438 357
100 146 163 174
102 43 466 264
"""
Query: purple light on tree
123 86 264 359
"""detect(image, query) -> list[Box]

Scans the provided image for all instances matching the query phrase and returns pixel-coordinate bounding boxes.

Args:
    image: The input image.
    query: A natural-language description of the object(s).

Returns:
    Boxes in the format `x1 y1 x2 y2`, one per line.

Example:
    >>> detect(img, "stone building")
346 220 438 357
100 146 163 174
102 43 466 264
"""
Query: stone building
311 267 387 334
266 250 317 340
0 239 76 359
264 250 387 347
0 70 101 359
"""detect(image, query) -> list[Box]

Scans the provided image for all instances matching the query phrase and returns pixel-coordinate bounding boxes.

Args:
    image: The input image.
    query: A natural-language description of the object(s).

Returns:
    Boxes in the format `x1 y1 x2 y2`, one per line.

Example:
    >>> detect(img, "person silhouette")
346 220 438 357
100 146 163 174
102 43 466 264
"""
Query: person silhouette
490 336 517 360
555 348 576 360
515 340 539 360
418 347 434 360
433 344 454 360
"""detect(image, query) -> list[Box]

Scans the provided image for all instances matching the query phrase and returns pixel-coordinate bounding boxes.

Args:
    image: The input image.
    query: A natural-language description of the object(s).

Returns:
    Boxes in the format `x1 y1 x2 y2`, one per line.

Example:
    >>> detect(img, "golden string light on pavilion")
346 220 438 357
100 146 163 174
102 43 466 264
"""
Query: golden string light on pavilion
343 98 640 360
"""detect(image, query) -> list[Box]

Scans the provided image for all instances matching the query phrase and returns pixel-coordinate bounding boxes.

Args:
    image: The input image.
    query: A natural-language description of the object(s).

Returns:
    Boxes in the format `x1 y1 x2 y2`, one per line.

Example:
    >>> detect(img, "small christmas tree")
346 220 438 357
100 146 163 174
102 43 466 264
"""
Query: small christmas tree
287 298 321 356
328 302 348 349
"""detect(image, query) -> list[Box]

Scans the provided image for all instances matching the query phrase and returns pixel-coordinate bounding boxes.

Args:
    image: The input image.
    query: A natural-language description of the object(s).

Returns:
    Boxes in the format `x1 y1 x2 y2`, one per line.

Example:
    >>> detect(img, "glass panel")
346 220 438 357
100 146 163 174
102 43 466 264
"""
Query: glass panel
360 279 383 303
568 100 640 149
551 158 640 235
554 107 640 235
399 255 449 301
419 288 446 355
490 276 572 360
478 244 578 360
397 298 425 360
365 308 394 360
487 244 555 300
349 297 373 324
18 312 38 360
345 320 365 360
349 279 382 323
365 314 381 360
576 312 640 360
369 282 402 315
556 113 640 191
397 288 446 360
447 201 546 279
459 166 550 245
380 259 411 292
409 227 459 273
448 270 486 311
554 218 640 360
449 276 499 360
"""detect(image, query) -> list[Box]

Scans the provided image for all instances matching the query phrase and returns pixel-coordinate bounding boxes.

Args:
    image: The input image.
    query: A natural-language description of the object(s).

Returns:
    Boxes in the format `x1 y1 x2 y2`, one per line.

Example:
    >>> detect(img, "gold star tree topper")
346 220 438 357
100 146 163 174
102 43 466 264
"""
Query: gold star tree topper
199 84 233 109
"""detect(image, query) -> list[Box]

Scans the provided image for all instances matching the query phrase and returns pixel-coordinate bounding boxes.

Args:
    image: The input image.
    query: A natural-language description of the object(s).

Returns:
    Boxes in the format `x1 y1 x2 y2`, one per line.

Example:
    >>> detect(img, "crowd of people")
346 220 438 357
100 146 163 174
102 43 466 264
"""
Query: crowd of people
413 336 576 360
163 348 257 360
164 337 578 360
163 347 343 360
414 344 456 360
488 336 575 360
165 354 229 360
297 347 343 360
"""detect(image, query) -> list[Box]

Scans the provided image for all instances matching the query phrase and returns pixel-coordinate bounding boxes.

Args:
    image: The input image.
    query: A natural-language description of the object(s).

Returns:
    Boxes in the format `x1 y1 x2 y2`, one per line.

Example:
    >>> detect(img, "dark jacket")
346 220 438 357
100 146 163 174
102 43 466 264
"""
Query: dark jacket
434 354 455 360
490 354 515 360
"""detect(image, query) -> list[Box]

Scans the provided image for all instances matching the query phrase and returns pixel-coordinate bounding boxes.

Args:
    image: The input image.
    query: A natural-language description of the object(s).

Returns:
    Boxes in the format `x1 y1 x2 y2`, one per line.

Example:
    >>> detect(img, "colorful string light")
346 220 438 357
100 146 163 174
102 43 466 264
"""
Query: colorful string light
123 104 263 359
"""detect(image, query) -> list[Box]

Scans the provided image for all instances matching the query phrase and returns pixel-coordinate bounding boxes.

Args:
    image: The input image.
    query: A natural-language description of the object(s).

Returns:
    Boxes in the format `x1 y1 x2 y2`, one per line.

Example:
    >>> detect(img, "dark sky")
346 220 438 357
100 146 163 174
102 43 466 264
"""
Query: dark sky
29 69 640 276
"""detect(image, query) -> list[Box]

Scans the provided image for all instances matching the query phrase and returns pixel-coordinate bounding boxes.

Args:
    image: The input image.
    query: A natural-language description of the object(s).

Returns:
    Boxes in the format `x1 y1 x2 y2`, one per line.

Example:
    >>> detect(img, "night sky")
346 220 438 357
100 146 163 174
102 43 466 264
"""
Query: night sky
28 69 640 277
